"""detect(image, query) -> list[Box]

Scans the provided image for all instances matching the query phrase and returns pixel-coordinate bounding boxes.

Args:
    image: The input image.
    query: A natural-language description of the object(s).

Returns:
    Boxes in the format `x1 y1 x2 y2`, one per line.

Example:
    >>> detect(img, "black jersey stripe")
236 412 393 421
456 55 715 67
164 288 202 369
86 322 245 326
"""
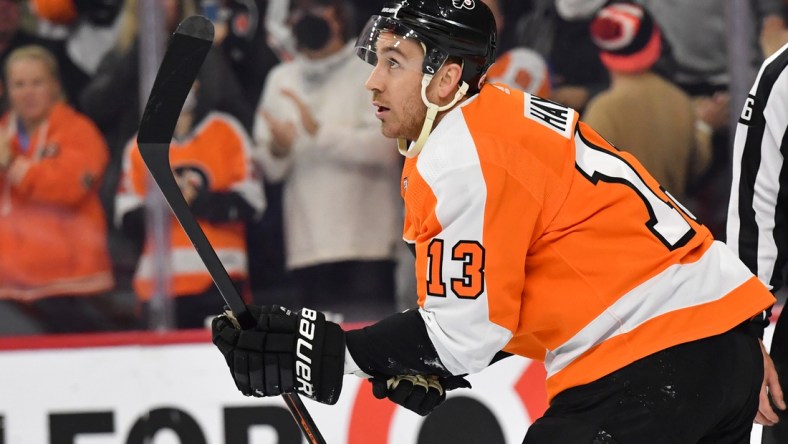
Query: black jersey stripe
736 47 788 278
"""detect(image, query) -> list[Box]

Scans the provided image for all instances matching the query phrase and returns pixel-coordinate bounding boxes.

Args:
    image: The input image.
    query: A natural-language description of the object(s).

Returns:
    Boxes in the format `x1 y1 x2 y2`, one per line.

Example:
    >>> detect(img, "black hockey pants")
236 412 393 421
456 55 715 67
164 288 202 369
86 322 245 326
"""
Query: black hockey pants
524 323 762 444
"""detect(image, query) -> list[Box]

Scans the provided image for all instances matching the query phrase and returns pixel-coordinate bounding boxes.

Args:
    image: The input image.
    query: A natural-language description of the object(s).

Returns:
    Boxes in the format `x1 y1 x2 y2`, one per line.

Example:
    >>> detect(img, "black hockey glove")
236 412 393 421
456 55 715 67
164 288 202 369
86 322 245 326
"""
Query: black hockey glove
369 374 471 416
212 305 346 405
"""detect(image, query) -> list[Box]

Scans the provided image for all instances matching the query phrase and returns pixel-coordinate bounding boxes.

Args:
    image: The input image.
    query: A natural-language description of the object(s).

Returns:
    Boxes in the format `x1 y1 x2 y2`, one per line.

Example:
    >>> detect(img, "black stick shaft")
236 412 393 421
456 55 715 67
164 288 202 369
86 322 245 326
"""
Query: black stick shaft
137 16 325 444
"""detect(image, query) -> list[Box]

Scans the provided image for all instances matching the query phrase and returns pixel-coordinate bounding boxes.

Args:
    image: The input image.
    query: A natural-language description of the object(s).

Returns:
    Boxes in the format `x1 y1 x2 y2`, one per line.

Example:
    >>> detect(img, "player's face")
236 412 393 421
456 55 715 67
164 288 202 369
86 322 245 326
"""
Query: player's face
364 32 427 141
7 58 60 128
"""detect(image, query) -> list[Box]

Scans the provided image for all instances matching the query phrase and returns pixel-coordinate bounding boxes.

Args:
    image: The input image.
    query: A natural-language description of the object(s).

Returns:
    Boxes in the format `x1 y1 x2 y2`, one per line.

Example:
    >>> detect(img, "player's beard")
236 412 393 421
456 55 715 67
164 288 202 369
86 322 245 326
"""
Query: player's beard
382 91 428 142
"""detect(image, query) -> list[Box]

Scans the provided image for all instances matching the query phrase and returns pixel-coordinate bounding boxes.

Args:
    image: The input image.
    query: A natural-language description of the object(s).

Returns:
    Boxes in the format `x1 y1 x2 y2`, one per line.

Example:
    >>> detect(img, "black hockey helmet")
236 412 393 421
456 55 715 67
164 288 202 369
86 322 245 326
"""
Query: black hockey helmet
356 0 497 93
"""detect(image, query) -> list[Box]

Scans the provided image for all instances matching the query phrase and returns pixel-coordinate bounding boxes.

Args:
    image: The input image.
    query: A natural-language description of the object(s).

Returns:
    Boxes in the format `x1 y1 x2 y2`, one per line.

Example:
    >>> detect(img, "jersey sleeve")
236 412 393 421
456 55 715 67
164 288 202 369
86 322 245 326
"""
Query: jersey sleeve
405 109 567 375
251 66 294 183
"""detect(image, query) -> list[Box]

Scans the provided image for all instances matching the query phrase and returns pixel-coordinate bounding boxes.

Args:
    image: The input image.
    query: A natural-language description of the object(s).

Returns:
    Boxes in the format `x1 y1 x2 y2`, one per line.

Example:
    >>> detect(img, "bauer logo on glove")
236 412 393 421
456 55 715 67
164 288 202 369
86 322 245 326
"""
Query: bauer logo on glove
295 307 318 397
212 305 346 405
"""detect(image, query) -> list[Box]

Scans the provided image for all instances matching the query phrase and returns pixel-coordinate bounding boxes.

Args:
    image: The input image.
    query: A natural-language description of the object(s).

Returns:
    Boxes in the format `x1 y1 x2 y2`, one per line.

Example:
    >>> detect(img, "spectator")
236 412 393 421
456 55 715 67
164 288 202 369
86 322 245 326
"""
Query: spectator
80 0 253 206
116 80 265 329
79 0 253 299
0 0 88 113
209 0 292 296
726 41 788 444
634 0 780 238
514 0 609 112
253 0 401 322
582 3 727 203
482 0 551 97
0 45 114 334
635 0 783 95
216 0 283 112
30 0 121 25
28 0 123 87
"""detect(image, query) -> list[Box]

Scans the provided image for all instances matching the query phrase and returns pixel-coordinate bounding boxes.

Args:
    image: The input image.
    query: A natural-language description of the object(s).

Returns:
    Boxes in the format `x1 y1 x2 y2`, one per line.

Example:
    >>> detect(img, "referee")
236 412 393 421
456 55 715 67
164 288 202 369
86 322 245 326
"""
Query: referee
727 41 788 444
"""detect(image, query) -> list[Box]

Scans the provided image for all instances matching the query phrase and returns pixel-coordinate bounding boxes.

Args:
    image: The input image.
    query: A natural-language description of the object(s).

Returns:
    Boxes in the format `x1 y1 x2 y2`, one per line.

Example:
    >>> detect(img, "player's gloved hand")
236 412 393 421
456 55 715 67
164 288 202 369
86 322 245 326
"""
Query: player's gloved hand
212 305 346 405
369 374 471 416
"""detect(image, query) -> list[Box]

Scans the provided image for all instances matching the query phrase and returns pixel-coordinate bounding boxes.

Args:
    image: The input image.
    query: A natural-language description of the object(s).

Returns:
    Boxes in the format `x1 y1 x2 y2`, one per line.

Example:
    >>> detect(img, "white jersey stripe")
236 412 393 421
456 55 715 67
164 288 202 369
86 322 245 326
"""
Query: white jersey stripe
727 42 788 291
417 108 512 375
727 163 742 252
754 65 788 287
545 241 754 377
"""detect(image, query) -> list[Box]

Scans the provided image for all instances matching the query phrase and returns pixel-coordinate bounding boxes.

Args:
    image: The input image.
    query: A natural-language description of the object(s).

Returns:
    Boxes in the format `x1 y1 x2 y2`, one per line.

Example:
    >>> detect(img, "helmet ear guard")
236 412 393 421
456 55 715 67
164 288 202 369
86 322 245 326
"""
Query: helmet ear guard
423 48 449 75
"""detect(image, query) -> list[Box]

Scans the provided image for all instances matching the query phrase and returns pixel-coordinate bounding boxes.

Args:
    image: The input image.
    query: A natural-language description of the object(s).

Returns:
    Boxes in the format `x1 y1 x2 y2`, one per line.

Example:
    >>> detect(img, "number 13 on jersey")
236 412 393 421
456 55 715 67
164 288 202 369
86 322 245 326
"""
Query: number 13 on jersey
427 239 486 299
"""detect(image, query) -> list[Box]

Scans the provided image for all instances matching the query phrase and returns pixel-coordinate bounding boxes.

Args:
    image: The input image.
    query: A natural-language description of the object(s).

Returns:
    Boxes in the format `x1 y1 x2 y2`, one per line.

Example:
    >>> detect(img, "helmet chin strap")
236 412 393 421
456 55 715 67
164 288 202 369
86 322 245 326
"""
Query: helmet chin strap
397 74 469 158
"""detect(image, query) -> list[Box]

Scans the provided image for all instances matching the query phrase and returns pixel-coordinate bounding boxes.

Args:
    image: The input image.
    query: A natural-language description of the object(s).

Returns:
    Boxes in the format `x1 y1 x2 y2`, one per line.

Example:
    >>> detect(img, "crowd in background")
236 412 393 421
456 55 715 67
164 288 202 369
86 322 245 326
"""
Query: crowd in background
0 0 786 335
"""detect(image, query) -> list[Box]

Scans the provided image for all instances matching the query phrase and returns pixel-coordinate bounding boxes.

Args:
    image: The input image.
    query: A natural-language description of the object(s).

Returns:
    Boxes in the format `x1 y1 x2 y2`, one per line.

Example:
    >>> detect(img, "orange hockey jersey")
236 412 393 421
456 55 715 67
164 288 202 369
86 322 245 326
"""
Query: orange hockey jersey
117 112 264 300
403 83 775 402
0 103 113 300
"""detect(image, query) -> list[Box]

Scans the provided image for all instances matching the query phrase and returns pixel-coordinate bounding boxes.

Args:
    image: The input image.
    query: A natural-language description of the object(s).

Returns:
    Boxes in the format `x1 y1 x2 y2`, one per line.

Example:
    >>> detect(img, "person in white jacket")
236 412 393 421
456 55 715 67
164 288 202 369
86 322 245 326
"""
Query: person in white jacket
253 0 401 322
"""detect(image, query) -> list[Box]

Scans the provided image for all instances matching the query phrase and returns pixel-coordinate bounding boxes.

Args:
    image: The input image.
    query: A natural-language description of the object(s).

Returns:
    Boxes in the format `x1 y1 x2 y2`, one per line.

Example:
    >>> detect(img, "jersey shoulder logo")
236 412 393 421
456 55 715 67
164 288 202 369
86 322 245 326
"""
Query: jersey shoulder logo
524 94 574 139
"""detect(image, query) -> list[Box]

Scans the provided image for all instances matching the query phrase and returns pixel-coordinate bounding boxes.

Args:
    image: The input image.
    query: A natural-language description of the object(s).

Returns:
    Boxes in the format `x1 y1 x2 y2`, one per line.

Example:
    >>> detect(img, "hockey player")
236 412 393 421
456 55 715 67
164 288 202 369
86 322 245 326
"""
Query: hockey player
212 1 776 441
727 41 788 444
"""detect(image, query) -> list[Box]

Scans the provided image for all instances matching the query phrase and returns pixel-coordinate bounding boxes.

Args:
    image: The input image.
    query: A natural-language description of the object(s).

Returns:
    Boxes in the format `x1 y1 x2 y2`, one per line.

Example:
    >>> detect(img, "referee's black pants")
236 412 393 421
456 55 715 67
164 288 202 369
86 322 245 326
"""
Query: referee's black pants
524 323 762 444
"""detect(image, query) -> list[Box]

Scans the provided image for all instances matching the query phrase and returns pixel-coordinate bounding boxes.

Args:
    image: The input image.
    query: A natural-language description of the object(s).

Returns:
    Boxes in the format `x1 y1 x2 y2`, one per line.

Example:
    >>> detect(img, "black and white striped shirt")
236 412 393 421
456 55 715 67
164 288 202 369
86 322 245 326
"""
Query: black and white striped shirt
727 42 788 299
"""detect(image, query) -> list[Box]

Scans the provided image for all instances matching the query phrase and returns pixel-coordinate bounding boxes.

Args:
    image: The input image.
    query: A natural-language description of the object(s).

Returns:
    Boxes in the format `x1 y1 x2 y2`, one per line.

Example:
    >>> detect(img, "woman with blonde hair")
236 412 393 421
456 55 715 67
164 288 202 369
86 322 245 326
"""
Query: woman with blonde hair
0 45 114 334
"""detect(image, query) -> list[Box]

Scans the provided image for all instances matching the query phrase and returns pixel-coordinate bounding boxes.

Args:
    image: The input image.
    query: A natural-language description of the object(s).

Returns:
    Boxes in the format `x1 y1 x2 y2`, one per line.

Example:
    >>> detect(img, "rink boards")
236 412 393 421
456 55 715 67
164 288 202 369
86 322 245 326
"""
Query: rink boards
0 325 772 443
0 330 548 443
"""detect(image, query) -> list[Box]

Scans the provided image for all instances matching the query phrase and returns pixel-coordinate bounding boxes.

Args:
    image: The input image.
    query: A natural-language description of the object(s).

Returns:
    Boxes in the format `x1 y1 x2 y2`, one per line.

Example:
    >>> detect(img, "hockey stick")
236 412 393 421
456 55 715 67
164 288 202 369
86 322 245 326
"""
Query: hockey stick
137 15 326 444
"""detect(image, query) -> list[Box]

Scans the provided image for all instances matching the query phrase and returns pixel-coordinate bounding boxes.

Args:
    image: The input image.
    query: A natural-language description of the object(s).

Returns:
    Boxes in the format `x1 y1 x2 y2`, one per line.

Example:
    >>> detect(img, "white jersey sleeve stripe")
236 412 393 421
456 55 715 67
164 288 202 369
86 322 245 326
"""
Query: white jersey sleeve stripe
416 109 512 375
545 241 755 377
